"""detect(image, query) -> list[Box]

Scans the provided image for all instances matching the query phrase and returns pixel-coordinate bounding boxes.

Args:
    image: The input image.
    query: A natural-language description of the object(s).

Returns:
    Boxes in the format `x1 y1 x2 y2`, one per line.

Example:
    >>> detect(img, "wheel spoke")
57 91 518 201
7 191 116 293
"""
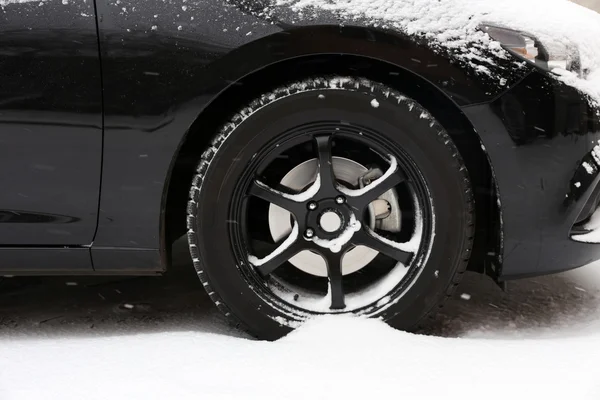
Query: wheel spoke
352 229 413 265
355 171 405 209
323 251 345 309
314 135 337 193
250 238 304 276
248 180 299 213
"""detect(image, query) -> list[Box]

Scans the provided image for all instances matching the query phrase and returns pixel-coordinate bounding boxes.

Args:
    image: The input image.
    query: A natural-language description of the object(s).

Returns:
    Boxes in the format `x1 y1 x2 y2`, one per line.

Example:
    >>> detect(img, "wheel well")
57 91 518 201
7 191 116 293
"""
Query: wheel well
164 54 501 277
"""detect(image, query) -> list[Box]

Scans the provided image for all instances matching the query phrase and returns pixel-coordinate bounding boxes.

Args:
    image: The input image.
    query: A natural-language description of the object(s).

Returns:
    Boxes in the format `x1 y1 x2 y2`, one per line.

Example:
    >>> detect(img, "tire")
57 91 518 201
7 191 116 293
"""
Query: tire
188 76 474 340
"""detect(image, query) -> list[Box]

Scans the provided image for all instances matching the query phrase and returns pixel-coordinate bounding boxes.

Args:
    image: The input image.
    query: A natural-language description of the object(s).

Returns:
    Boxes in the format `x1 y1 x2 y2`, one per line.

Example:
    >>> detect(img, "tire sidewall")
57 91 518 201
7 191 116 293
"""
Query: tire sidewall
192 78 472 338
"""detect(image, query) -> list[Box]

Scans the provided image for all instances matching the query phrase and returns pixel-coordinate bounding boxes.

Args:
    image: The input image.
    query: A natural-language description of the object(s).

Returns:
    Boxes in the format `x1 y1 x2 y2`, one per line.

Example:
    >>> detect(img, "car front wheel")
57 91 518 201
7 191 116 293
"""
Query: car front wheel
187 76 474 340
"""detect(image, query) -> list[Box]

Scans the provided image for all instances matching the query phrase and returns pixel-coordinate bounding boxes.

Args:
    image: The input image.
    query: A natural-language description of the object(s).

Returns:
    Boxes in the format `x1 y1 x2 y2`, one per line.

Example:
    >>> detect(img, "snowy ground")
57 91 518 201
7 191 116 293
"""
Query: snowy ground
1 237 600 399
0 1 597 399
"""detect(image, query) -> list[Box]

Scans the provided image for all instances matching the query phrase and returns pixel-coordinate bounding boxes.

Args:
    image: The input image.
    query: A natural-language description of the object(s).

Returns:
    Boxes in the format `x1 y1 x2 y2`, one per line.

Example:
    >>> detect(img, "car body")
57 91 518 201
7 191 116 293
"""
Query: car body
1 0 600 336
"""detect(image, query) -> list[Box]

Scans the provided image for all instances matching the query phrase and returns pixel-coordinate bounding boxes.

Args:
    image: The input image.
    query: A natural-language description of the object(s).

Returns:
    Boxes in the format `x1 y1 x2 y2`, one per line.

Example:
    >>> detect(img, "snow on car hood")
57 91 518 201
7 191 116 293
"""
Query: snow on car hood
277 0 600 105
3 0 599 105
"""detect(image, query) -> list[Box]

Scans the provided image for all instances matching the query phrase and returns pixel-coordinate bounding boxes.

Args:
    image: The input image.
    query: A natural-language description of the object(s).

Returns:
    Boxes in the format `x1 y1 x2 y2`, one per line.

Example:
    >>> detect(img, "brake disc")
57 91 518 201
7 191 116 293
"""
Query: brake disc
268 157 401 277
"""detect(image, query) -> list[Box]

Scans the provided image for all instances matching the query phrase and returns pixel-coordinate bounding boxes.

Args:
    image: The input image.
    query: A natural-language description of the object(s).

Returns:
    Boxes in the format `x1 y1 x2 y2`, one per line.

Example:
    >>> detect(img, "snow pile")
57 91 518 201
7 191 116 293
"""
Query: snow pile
277 0 600 104
2 314 600 399
2 256 600 399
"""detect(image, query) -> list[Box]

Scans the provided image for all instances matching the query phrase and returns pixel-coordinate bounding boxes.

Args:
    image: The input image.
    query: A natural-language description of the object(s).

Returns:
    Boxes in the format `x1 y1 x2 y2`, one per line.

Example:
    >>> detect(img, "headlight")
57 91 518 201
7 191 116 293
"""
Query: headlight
480 24 581 76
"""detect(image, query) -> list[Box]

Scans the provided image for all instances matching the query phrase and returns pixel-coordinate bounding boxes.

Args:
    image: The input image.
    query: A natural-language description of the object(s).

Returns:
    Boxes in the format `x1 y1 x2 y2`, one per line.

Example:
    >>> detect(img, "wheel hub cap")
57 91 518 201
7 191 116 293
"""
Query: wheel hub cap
268 156 401 277
319 211 342 233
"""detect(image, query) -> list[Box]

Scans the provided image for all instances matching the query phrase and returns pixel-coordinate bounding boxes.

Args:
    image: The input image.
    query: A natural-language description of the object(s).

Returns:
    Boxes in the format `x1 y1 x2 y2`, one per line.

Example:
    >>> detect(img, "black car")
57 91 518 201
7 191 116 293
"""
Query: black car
1 0 599 339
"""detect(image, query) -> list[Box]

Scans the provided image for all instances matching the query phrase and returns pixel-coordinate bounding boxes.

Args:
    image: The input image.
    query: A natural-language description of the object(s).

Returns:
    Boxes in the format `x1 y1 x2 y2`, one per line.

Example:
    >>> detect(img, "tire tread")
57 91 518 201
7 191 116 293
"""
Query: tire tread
187 76 475 337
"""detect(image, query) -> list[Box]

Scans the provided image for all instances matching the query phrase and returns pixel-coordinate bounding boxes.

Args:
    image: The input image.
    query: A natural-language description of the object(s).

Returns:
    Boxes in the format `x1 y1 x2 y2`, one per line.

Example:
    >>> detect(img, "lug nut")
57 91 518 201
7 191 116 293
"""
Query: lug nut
305 228 315 238
335 196 345 204
308 201 317 210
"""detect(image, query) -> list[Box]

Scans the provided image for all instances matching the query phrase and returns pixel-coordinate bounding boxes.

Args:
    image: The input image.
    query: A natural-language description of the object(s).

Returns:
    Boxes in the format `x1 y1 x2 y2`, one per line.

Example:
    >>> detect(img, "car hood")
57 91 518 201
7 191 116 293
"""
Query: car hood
273 0 600 104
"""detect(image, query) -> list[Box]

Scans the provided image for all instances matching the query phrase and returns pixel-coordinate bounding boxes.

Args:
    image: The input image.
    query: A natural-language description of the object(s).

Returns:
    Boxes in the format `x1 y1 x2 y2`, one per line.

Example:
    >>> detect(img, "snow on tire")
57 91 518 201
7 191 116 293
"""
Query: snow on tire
187 76 474 340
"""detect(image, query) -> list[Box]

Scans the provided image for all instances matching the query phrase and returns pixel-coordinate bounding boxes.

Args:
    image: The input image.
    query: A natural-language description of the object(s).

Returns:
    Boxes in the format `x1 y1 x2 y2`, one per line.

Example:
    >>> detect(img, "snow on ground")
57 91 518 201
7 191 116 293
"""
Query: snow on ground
2 238 600 399
0 1 598 398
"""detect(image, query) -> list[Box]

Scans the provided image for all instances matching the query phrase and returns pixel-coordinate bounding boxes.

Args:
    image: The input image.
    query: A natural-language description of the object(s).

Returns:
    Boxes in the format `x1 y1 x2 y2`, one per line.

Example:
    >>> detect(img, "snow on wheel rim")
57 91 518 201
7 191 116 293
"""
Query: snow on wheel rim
268 157 387 277
268 188 426 314
219 79 436 316
188 77 439 326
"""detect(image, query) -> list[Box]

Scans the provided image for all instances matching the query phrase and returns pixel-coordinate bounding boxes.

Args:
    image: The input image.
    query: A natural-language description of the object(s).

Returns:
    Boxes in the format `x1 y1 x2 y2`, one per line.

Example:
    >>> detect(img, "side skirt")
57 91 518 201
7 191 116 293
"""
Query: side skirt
0 247 164 276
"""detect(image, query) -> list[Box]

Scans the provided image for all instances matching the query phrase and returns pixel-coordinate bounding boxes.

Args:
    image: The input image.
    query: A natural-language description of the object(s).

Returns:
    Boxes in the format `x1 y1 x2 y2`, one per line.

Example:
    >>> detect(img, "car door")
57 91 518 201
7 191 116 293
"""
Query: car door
0 0 102 245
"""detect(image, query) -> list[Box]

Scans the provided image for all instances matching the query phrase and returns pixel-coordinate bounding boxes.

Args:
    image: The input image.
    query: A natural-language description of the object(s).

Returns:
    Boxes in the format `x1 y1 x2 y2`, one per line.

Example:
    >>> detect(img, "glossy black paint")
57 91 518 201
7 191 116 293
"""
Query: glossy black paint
91 0 527 262
464 72 600 279
0 0 599 280
0 0 102 250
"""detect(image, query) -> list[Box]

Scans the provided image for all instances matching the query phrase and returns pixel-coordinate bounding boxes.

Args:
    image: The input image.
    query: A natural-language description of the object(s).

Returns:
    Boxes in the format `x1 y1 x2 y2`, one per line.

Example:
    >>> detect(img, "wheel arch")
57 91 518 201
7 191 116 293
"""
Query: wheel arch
163 27 503 278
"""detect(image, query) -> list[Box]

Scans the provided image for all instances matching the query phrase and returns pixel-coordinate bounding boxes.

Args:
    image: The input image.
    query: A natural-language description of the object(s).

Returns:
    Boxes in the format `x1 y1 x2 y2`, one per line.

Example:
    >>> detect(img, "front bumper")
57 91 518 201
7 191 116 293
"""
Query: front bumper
462 70 600 280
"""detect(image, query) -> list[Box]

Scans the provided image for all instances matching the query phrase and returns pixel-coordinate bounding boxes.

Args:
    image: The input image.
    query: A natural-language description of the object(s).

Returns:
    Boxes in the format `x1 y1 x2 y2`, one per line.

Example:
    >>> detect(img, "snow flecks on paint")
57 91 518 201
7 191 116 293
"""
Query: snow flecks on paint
311 213 361 253
460 293 471 300
274 0 600 104
318 94 325 99
575 182 581 188
472 64 491 76
248 222 299 267
583 161 595 174
177 25 183 31
370 99 380 108
338 155 398 197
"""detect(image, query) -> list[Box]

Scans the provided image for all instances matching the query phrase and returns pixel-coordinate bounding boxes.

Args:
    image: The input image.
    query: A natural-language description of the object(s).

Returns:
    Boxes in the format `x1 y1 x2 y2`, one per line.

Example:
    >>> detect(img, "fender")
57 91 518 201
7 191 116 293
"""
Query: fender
188 25 531 107
92 0 527 271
